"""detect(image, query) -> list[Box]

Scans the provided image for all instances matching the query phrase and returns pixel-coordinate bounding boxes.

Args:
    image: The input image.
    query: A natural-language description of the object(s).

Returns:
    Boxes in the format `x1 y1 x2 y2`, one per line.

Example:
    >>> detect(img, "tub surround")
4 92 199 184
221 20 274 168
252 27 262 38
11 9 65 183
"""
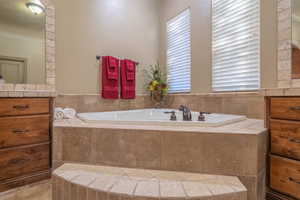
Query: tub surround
55 93 265 119
53 118 267 200
55 94 153 113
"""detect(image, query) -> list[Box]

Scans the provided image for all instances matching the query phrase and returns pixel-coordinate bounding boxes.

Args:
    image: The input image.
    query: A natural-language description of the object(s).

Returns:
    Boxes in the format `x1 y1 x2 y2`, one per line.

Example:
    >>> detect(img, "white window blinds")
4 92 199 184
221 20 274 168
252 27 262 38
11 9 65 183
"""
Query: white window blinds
167 9 191 93
212 0 260 92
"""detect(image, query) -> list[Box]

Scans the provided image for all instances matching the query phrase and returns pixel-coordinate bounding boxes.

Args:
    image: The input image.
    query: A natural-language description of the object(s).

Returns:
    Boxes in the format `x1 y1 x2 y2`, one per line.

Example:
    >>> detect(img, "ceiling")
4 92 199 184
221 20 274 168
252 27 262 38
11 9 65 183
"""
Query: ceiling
0 0 45 30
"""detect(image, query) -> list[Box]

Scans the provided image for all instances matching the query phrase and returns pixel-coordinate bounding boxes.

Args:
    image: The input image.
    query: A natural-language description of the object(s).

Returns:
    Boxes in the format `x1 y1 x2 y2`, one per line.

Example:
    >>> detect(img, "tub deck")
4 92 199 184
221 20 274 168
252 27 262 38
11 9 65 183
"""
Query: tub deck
54 117 266 135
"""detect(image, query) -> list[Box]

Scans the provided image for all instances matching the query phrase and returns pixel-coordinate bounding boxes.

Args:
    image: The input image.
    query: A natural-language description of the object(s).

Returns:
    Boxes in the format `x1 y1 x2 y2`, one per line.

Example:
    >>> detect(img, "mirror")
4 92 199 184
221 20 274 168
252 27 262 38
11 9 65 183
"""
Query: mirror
293 0 300 79
0 0 45 84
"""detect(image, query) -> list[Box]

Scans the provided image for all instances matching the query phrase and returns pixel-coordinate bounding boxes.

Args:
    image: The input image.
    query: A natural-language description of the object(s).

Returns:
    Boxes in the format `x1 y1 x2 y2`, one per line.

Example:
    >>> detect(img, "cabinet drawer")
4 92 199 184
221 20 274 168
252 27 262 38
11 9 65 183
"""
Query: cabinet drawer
271 120 300 160
0 98 49 117
270 155 300 199
271 97 300 121
0 115 50 149
0 143 50 181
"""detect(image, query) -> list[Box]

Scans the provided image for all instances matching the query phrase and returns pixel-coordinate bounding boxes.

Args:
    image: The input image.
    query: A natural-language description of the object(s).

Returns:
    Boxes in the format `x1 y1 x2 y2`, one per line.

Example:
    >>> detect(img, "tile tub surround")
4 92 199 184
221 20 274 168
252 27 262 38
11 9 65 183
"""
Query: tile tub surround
55 89 300 120
52 163 247 200
55 92 266 119
55 94 153 113
53 118 267 200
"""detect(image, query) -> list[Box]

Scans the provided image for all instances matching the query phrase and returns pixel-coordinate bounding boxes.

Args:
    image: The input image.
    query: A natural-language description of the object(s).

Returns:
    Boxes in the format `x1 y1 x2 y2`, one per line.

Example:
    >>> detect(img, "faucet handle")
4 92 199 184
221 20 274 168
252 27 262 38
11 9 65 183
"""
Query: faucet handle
198 112 205 121
164 111 177 121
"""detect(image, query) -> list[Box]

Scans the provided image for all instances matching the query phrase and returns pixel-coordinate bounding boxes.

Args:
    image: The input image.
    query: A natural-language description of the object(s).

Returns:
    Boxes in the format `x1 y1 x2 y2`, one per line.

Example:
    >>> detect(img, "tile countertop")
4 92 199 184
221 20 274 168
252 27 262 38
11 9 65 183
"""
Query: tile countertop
54 117 266 135
0 84 57 97
0 90 57 97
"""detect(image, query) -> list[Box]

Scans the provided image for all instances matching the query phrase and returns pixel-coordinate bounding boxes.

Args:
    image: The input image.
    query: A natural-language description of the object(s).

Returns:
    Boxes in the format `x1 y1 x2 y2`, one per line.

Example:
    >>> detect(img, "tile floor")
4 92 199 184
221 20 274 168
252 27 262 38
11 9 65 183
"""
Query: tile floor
0 180 51 200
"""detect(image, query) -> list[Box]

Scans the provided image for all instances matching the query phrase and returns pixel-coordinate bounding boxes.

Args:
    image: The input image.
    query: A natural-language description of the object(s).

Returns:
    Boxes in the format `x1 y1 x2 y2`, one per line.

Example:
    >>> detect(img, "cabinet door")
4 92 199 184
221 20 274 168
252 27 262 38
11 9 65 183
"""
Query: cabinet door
271 98 300 121
270 155 300 199
0 98 49 117
271 119 300 160
0 115 50 148
0 143 50 181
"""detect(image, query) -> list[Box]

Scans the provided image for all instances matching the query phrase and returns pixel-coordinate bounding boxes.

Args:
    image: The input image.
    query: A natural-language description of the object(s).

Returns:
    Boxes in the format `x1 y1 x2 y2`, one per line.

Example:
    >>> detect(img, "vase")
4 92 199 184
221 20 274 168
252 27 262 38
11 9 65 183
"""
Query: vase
151 91 166 108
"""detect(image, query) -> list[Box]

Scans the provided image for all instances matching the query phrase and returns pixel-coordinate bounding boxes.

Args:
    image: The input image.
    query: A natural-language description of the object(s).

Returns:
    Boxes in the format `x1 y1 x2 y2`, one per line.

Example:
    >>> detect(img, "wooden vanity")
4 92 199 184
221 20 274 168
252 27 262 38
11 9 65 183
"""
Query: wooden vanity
0 98 53 192
266 97 300 200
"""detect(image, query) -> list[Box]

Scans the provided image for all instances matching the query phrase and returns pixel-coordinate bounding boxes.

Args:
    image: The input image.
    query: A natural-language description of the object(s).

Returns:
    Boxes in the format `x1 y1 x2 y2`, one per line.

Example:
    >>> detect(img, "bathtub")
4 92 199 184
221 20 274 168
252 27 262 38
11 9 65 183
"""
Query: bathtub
77 109 247 127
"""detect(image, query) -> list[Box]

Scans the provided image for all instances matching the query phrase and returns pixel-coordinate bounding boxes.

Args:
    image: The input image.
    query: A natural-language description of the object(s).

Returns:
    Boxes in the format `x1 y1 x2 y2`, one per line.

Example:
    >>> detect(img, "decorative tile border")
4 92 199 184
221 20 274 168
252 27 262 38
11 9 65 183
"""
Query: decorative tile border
0 0 56 96
277 0 300 88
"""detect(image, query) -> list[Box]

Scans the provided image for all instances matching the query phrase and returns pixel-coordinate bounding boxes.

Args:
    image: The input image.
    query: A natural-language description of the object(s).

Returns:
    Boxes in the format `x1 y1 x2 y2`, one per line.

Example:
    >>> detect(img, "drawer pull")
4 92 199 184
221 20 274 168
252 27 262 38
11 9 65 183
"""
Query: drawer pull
289 177 300 185
13 105 29 110
289 138 300 144
12 129 29 134
9 158 28 165
290 106 300 111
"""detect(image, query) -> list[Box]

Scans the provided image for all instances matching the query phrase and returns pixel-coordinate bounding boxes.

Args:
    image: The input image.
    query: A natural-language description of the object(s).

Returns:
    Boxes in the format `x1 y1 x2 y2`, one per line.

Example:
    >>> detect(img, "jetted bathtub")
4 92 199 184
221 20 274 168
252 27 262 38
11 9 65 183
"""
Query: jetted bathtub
77 109 247 127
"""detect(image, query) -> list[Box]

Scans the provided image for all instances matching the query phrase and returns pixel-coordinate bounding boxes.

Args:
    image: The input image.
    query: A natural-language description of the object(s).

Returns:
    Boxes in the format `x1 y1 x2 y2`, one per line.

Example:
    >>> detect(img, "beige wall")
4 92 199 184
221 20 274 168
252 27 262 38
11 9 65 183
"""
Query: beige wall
54 0 278 94
159 0 212 93
0 22 45 84
53 0 160 94
159 0 278 94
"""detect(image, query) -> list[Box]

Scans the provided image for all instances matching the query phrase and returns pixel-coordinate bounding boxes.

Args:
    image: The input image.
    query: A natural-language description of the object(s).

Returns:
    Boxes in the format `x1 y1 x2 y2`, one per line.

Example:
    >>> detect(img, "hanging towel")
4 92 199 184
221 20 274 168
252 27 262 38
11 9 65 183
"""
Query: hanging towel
106 56 119 80
125 61 135 81
121 59 136 99
102 56 119 99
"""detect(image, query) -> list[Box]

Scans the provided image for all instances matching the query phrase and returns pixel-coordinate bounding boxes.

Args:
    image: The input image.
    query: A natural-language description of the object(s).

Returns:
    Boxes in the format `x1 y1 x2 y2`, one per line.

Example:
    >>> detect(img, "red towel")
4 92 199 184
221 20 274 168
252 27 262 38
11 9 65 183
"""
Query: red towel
102 56 119 99
121 59 136 99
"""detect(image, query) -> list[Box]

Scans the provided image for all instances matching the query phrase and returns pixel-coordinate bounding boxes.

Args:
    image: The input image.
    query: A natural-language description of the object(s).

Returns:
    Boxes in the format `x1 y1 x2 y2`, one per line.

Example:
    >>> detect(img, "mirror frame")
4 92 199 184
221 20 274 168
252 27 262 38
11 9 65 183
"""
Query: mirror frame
277 0 300 87
0 0 55 95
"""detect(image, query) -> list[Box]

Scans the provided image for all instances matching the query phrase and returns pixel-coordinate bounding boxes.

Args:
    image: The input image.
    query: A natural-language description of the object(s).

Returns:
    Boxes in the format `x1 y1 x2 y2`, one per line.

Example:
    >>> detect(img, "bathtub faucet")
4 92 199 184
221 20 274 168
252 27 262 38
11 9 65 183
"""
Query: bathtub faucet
179 105 192 121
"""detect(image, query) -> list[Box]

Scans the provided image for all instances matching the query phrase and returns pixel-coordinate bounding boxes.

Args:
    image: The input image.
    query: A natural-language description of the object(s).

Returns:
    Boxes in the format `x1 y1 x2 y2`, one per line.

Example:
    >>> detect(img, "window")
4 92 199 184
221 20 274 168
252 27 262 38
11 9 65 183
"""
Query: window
167 9 191 93
212 0 260 92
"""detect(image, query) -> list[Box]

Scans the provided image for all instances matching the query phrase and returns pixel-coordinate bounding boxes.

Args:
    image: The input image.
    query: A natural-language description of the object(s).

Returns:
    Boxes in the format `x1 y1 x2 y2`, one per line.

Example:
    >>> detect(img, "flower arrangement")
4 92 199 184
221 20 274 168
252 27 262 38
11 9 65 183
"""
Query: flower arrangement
146 63 168 104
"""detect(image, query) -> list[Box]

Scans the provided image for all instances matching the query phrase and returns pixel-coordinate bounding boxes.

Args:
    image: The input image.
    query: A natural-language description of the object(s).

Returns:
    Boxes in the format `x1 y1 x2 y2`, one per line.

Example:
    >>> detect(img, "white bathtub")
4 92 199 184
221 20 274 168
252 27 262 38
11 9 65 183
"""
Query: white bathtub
77 109 247 127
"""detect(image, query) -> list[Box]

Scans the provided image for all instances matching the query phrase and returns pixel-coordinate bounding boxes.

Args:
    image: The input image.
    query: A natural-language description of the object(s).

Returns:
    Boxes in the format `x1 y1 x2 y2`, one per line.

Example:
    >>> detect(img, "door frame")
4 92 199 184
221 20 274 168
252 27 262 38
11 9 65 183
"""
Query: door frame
0 55 27 83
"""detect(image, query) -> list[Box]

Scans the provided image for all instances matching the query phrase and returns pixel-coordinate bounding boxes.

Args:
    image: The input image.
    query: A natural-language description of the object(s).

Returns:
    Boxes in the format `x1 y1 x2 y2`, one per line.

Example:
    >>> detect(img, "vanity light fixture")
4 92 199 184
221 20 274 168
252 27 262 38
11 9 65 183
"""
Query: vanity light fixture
26 2 44 15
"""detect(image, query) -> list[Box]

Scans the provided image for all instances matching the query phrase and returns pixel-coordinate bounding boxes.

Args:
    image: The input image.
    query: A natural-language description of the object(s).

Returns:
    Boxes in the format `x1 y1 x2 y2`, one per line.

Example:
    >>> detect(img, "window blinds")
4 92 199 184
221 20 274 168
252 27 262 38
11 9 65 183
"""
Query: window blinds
167 9 191 93
212 0 260 92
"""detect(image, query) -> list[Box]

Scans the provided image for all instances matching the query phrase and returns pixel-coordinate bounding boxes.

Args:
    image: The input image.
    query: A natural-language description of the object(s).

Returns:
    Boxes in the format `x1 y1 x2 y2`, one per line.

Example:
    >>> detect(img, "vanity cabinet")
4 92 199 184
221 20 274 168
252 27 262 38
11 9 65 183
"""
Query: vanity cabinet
0 98 53 192
267 97 300 200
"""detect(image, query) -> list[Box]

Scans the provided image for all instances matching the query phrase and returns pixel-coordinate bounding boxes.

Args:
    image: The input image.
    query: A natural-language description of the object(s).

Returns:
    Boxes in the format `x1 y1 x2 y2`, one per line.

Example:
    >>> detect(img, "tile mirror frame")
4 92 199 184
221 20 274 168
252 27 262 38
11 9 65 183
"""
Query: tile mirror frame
0 0 55 95
277 0 300 87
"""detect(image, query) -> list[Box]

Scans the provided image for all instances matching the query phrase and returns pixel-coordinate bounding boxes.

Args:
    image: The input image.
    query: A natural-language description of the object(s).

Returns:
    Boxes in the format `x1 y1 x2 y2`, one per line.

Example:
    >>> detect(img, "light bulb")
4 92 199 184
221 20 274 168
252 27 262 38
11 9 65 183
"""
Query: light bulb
26 2 44 15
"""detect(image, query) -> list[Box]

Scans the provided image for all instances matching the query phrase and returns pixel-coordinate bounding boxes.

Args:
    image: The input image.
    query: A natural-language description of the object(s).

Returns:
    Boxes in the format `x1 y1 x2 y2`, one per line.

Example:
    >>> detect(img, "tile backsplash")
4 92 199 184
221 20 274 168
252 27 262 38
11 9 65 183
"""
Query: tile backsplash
55 92 265 119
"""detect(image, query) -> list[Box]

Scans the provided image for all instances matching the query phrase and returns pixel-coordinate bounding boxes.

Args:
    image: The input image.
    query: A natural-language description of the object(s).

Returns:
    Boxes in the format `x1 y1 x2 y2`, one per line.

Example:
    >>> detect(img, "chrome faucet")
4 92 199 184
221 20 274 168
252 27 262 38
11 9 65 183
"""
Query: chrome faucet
179 105 192 121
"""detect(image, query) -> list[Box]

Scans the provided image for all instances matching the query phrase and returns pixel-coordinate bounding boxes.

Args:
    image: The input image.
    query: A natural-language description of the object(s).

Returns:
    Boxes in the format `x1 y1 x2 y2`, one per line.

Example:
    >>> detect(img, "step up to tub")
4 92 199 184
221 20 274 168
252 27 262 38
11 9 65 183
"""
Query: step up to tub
52 164 247 200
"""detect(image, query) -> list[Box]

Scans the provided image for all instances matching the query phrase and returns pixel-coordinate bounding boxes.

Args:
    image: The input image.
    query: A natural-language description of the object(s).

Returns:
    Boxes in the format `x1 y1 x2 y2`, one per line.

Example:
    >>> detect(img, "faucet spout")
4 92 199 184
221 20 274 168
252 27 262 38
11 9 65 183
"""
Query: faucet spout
179 105 192 121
